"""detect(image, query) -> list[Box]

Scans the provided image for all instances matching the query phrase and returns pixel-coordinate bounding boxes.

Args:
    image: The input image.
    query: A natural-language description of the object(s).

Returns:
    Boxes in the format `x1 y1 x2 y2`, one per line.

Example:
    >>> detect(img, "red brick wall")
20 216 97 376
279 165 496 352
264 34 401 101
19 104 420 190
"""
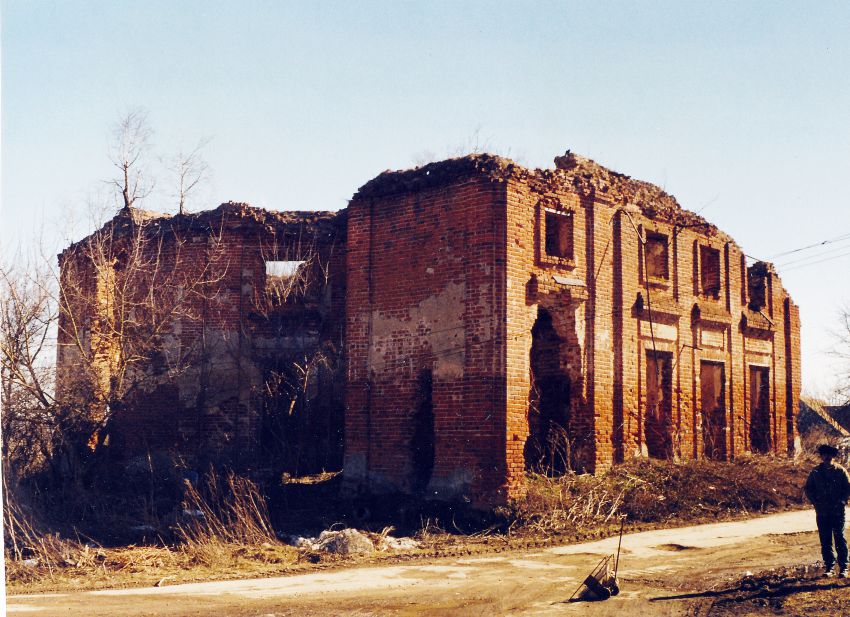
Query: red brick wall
344 157 801 506
503 179 799 495
57 204 346 472
344 176 508 505
59 159 802 506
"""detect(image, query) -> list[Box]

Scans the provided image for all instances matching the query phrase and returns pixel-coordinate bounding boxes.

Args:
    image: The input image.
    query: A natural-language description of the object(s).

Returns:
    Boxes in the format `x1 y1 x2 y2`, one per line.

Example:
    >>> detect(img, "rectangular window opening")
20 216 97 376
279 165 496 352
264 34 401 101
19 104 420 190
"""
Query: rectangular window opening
700 246 721 298
266 260 305 279
265 260 306 303
645 233 669 280
747 262 769 311
544 210 574 260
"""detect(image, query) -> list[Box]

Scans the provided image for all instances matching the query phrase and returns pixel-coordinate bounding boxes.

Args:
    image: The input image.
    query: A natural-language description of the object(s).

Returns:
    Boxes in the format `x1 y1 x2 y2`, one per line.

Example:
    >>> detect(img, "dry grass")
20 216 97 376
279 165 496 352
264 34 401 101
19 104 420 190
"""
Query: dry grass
177 472 277 546
5 470 300 593
3 483 95 585
171 471 300 571
515 456 810 535
5 456 815 593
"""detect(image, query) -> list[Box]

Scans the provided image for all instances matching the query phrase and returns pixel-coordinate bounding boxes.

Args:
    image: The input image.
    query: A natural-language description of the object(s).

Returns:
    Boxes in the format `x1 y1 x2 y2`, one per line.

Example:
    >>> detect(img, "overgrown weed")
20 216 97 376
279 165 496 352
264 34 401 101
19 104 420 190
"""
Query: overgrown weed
175 471 290 567
515 456 809 534
5 468 298 590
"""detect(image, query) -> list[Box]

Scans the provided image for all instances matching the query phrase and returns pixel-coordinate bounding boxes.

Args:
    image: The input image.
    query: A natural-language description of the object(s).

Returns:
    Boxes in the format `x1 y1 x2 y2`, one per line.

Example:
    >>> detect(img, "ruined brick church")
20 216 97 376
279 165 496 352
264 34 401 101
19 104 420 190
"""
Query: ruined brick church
57 152 801 506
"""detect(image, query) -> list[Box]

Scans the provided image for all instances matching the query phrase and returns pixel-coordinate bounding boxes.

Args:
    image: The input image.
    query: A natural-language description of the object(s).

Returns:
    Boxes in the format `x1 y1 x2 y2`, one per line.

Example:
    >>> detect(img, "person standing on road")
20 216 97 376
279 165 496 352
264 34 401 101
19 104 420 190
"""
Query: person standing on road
804 443 850 578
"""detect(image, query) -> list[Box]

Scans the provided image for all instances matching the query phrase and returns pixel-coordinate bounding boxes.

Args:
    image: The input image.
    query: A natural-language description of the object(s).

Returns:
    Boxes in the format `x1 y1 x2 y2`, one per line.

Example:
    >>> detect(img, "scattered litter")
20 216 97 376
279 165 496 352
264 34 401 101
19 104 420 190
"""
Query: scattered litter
22 558 39 568
288 535 315 549
287 527 419 555
570 554 620 601
313 529 375 555
379 536 419 551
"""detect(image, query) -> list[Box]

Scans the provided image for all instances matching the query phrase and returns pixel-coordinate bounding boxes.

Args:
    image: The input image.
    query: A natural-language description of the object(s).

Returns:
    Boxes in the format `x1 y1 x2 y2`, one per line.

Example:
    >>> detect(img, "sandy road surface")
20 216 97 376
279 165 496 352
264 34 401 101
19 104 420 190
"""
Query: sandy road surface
7 509 845 616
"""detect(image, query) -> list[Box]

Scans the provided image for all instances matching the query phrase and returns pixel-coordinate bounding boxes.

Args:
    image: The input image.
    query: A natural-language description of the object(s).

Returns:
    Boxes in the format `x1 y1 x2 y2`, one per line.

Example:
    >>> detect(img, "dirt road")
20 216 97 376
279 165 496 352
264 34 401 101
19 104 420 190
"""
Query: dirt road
8 509 850 616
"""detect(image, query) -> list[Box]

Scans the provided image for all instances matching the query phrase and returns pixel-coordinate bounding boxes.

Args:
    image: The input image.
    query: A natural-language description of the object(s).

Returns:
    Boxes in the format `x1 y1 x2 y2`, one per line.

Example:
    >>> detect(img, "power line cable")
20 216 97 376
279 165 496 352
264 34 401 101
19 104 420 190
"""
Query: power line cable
776 241 850 267
769 231 850 259
780 248 850 273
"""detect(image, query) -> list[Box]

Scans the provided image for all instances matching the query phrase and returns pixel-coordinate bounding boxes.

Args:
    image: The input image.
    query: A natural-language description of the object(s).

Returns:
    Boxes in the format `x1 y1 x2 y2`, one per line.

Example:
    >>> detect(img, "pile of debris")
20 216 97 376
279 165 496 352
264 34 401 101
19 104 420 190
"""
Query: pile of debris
287 527 419 556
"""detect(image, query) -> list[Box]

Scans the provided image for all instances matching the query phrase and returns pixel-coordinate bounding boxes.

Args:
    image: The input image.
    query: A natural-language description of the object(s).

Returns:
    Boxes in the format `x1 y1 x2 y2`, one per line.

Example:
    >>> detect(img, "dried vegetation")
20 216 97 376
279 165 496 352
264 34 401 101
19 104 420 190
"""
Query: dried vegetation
4 470 299 593
514 456 809 535
4 455 812 593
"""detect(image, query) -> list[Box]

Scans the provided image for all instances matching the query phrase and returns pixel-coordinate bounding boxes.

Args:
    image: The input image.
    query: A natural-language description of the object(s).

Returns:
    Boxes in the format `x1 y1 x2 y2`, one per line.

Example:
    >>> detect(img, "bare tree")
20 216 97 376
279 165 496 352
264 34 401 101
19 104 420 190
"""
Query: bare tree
169 139 210 215
835 304 850 404
56 211 227 460
108 109 154 211
0 258 58 479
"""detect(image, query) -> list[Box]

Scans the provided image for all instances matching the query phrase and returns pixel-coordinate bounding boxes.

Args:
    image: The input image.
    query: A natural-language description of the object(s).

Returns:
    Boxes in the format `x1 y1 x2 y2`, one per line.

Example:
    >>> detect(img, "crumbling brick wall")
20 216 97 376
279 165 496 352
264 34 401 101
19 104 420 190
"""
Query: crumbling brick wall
344 152 801 506
58 151 801 507
56 202 346 475
344 167 508 504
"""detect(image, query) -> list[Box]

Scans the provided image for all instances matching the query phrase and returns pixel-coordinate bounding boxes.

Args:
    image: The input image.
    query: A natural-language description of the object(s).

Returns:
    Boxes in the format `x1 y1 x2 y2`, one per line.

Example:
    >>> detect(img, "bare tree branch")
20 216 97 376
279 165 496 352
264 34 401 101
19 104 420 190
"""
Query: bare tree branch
169 138 211 215
108 109 154 211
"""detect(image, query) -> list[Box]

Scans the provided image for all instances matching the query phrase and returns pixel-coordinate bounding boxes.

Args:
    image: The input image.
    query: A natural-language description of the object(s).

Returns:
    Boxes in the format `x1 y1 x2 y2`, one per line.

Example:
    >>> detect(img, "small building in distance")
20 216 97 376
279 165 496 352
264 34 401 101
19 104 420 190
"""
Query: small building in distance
343 152 801 505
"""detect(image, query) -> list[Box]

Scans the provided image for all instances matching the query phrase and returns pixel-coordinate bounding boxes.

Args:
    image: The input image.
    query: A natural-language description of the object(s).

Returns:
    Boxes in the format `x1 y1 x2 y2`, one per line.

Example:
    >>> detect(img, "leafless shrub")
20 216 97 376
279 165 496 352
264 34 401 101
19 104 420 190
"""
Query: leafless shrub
56 211 227 469
800 423 838 457
515 457 809 534
175 471 278 564
0 257 58 481
2 476 93 581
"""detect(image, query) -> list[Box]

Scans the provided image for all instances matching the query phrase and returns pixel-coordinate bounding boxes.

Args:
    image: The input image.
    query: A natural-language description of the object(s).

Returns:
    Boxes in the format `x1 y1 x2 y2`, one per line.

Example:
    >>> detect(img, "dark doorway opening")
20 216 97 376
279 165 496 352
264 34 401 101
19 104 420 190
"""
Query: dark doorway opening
645 350 674 459
526 309 572 474
749 366 771 454
258 360 344 476
411 369 435 492
700 361 727 460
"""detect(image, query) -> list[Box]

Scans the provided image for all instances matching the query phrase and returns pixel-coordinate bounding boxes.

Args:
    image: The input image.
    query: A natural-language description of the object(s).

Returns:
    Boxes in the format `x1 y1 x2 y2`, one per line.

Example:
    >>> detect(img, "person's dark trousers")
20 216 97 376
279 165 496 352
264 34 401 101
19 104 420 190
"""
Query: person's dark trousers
816 506 848 570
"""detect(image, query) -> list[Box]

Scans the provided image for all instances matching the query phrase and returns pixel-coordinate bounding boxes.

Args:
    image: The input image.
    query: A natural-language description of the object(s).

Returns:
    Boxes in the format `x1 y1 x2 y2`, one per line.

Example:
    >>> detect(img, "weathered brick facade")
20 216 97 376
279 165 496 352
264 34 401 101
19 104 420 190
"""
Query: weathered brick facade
57 152 801 507
344 153 801 506
57 202 347 474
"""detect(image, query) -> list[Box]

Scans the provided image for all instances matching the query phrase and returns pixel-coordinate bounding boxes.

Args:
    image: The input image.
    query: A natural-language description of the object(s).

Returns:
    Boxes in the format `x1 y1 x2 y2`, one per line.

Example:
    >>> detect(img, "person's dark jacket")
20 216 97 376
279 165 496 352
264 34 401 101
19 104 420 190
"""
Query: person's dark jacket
805 461 850 511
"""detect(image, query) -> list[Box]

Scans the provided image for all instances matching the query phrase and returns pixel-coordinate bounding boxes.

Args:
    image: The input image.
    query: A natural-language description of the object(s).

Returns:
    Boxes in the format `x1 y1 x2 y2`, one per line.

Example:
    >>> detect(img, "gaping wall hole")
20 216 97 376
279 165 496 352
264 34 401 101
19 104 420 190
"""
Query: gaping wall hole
265 260 307 304
645 232 669 280
700 246 721 298
747 263 769 311
526 309 572 474
544 209 574 260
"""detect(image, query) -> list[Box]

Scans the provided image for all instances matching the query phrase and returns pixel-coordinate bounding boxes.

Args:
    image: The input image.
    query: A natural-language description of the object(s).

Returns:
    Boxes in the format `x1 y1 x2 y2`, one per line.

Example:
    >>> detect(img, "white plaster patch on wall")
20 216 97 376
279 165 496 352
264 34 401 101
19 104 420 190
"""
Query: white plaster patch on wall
597 327 611 352
640 320 678 342
575 305 586 351
369 282 466 378
700 327 725 350
745 337 773 356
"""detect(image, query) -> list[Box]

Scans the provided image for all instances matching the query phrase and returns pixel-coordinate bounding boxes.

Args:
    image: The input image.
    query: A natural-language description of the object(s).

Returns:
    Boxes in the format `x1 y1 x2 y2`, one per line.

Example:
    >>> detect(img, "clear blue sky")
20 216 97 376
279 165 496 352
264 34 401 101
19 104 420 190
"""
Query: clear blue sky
3 1 849 397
